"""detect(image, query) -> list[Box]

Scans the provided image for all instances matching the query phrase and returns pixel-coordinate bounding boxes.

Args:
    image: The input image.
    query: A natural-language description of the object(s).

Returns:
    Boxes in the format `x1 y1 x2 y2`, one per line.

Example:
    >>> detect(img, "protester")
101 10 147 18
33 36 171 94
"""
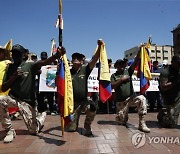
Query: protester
157 55 180 128
123 58 128 69
36 51 57 115
111 50 150 133
31 54 38 62
0 44 65 143
146 61 162 112
66 39 104 136
162 60 168 68
22 48 29 62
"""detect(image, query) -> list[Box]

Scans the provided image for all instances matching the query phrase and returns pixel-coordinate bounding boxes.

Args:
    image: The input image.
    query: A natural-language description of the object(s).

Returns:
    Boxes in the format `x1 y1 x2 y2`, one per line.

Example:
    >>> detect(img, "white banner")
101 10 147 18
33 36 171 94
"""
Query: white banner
39 65 160 92
39 65 57 92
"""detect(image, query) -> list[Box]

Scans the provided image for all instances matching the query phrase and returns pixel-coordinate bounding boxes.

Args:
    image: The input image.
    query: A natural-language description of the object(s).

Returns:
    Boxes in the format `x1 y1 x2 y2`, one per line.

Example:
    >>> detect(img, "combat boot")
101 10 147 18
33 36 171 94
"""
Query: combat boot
67 121 77 132
4 129 16 143
84 123 93 136
84 111 96 136
139 115 150 133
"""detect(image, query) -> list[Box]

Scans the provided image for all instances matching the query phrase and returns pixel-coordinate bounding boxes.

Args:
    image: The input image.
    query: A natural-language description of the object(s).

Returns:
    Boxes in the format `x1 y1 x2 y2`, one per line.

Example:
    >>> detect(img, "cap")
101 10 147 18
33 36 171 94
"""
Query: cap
11 44 27 53
41 51 47 56
31 53 37 57
108 58 112 64
72 52 83 60
115 59 125 65
31 53 37 56
172 55 180 62
162 60 168 65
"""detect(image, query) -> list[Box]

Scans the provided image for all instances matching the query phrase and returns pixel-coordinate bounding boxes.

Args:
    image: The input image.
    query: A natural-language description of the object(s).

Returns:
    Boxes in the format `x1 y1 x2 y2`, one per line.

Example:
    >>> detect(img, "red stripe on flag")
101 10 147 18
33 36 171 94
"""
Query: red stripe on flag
99 80 112 103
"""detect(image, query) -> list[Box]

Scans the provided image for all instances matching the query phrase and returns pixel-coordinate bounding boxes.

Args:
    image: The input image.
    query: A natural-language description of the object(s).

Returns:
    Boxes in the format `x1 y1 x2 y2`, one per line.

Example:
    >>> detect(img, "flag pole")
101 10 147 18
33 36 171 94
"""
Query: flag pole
58 0 63 47
58 0 64 137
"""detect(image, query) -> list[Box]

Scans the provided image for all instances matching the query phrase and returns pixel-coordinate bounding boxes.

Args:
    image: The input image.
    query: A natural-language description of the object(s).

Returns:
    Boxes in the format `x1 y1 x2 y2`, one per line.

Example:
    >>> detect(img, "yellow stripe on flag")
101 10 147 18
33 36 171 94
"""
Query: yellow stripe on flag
99 44 111 81
62 54 74 117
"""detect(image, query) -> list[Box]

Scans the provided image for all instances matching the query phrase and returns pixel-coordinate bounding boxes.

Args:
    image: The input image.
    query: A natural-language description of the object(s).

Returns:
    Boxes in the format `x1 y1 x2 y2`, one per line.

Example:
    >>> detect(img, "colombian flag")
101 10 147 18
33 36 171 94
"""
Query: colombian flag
98 43 112 103
57 55 74 127
137 37 152 94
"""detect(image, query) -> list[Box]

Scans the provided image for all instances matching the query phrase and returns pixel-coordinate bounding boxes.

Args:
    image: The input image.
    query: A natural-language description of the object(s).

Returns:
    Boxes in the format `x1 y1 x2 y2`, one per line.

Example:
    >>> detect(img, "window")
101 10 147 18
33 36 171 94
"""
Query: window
130 53 132 56
151 50 155 53
164 57 168 60
156 50 161 53
157 57 161 59
163 50 168 53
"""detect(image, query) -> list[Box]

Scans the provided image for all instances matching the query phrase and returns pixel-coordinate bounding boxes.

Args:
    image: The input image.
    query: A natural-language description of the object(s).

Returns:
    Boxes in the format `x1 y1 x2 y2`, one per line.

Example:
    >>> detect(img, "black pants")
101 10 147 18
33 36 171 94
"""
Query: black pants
37 92 56 113
147 91 162 111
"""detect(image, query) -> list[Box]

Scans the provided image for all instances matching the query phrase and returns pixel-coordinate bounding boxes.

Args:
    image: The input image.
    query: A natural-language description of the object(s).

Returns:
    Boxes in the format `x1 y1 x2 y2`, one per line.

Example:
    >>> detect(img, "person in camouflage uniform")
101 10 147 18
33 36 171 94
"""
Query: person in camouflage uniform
0 44 65 143
111 49 150 133
66 39 104 136
157 55 180 128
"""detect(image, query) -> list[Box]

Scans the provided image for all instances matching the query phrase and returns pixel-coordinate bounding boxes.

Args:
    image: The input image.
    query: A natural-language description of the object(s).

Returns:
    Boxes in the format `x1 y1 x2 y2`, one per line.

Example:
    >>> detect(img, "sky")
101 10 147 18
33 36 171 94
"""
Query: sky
0 0 180 62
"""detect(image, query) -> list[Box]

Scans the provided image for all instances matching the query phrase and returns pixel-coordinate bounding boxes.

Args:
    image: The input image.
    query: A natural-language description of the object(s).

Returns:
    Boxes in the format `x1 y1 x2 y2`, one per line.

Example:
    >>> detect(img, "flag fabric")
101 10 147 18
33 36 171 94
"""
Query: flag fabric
55 15 63 29
57 55 74 127
55 0 64 29
55 18 59 28
98 44 112 103
4 39 12 51
137 37 152 94
58 14 64 30
4 39 12 59
2 39 19 114
50 39 57 56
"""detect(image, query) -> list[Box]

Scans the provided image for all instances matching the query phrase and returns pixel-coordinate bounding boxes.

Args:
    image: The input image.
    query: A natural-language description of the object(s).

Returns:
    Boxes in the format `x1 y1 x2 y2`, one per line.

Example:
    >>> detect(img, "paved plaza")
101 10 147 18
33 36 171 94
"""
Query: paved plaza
0 113 180 154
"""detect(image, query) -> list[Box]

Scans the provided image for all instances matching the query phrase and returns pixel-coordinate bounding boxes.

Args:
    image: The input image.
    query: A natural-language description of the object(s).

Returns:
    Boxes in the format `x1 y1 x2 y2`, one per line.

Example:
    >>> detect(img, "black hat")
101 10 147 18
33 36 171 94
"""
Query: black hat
11 44 27 53
41 51 47 56
115 59 125 65
108 58 112 64
172 55 180 62
72 52 83 60
114 59 125 68
31 54 37 58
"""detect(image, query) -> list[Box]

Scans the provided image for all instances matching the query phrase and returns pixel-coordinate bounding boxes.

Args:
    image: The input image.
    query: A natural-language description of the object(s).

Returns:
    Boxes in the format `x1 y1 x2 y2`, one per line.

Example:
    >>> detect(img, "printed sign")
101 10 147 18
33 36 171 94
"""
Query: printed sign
39 65 160 92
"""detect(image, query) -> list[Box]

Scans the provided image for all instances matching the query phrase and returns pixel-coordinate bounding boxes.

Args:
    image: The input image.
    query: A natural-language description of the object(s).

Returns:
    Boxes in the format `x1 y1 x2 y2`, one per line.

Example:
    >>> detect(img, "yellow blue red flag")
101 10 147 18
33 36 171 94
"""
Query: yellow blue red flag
98 43 112 103
137 37 152 94
57 55 74 126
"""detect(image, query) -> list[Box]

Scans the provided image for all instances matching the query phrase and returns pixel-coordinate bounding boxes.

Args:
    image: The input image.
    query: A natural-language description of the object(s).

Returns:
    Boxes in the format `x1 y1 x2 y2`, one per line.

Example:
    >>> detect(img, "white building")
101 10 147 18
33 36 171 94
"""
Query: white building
124 44 174 64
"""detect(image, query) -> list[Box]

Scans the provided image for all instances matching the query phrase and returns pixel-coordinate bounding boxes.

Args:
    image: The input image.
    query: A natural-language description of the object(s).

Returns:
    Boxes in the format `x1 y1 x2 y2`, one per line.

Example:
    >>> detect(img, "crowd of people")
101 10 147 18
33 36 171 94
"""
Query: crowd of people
0 40 179 143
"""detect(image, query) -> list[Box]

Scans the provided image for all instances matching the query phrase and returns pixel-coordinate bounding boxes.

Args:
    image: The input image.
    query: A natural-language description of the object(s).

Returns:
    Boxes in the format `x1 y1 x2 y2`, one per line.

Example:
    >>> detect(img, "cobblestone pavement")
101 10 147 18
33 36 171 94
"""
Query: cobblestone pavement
0 113 180 154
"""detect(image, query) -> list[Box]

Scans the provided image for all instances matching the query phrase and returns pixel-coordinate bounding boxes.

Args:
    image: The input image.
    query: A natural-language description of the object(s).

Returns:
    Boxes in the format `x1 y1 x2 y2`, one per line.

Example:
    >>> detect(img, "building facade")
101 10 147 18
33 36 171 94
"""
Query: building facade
172 24 180 55
124 44 174 64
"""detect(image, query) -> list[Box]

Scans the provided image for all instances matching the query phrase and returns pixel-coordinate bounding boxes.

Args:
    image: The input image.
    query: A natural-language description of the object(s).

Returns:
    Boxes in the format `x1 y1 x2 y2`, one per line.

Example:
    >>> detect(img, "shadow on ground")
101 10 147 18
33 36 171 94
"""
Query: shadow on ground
97 120 119 125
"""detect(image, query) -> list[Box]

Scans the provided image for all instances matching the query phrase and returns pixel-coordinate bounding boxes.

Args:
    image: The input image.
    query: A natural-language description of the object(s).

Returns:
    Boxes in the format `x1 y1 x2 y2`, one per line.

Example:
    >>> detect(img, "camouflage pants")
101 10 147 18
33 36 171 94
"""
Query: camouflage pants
116 95 147 124
157 99 180 128
0 95 46 134
67 99 96 132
